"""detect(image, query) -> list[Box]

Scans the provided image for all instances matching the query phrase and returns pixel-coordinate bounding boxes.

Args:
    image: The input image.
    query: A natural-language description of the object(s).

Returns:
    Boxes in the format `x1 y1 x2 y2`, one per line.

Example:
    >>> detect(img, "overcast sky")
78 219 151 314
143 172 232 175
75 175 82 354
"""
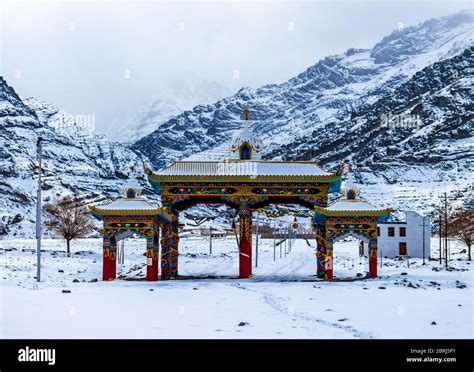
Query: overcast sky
1 0 471 138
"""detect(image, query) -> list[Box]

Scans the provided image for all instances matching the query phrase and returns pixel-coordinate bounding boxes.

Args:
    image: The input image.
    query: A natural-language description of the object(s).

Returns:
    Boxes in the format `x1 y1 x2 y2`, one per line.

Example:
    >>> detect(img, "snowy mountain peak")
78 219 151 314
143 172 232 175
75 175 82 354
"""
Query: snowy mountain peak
370 10 473 65
116 79 233 144
132 11 473 218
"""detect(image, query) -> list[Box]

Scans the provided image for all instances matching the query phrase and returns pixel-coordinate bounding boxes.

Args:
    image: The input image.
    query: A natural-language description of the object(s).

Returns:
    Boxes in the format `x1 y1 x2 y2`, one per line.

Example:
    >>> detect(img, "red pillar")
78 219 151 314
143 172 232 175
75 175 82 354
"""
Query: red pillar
102 250 111 281
110 236 117 279
146 233 159 281
369 239 378 278
239 207 252 278
103 235 116 281
325 247 334 280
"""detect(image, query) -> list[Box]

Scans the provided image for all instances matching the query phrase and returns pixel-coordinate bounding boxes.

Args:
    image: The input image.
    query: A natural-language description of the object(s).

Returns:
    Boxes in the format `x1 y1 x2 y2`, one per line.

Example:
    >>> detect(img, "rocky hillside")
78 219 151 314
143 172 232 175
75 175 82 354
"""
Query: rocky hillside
1 11 472 238
0 77 148 237
133 11 473 214
268 47 474 213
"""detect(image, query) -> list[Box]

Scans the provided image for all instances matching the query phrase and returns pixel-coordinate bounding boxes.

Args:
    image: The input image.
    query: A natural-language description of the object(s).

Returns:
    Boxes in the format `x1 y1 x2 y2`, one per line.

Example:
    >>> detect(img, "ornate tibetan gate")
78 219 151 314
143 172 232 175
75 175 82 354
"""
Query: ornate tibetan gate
146 163 342 280
89 190 172 281
100 216 163 281
314 189 392 279
314 216 379 279
91 109 392 281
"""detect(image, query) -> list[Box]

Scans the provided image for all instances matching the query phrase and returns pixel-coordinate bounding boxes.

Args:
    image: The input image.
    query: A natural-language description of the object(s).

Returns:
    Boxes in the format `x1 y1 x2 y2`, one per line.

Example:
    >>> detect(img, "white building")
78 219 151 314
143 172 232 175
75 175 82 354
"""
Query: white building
378 211 430 258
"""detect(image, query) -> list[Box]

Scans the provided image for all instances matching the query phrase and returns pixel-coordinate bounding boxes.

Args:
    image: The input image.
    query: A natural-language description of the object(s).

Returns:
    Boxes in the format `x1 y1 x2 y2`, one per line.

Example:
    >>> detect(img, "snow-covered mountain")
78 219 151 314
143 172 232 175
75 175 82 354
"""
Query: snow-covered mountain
1 11 472 238
0 78 150 237
116 80 233 144
269 47 474 214
133 10 473 214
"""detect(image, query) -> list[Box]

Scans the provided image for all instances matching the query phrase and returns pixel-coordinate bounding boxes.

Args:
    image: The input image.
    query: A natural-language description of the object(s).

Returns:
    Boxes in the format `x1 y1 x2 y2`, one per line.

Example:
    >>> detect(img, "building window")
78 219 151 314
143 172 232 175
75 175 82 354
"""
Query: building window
377 227 380 237
399 242 407 256
388 227 395 237
399 227 406 237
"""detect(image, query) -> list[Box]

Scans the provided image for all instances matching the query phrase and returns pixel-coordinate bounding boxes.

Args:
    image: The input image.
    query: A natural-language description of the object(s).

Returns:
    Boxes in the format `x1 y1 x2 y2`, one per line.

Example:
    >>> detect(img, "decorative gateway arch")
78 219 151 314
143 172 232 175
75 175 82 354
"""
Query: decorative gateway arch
90 109 392 281
89 183 173 281
143 109 343 280
314 188 392 279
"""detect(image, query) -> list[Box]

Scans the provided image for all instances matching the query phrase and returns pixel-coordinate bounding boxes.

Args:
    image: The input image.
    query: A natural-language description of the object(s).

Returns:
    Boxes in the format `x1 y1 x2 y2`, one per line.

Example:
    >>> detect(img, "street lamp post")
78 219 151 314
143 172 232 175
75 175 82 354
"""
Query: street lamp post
36 137 43 282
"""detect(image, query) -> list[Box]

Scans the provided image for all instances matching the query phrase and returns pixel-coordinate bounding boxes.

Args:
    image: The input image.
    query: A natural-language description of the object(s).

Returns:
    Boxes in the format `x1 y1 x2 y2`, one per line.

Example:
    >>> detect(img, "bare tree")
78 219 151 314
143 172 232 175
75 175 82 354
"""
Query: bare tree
44 195 95 256
448 207 473 261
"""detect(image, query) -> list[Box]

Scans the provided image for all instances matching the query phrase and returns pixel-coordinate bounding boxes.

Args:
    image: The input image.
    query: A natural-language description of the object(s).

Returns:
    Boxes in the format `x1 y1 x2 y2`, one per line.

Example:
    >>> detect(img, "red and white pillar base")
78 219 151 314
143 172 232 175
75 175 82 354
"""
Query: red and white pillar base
239 207 252 278
146 233 159 281
103 235 117 281
325 248 334 280
369 239 378 278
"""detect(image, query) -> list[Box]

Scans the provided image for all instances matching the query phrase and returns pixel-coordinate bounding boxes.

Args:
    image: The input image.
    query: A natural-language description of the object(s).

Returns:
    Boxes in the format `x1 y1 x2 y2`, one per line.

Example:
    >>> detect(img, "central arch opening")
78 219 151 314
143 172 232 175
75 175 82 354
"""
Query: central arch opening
178 204 241 278
331 233 371 279
172 200 321 281
250 203 317 281
114 232 150 280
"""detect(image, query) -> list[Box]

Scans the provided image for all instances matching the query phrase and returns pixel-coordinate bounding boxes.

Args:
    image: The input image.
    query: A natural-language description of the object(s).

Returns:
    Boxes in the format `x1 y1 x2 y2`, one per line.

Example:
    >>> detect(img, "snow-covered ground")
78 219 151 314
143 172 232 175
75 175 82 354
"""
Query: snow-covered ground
0 236 472 339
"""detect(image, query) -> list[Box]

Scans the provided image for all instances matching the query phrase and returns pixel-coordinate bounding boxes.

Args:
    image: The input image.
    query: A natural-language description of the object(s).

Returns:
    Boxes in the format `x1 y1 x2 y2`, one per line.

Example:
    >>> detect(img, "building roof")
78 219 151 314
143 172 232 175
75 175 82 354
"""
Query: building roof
314 198 392 218
147 160 340 183
88 197 171 219
326 200 383 211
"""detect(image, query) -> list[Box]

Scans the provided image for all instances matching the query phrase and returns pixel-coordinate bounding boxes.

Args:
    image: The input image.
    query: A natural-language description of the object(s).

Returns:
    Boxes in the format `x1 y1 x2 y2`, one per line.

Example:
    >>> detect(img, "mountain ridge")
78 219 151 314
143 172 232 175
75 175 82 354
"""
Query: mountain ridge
0 79 150 237
0 11 472 238
133 11 473 169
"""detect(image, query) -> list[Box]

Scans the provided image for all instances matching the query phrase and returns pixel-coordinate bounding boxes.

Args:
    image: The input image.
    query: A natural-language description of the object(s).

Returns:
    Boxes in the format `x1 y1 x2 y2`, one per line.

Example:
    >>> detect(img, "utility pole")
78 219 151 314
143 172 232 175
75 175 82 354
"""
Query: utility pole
209 226 212 255
255 212 259 267
444 192 448 269
439 210 442 265
36 137 43 282
419 216 429 265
